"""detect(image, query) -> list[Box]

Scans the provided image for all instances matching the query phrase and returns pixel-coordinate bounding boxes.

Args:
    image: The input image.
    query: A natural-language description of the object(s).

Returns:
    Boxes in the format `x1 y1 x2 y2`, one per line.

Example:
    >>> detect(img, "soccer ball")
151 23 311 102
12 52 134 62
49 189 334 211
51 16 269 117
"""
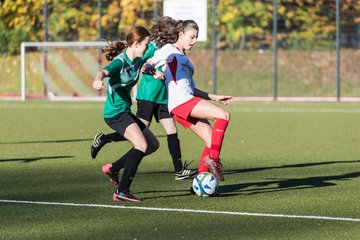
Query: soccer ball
192 172 218 197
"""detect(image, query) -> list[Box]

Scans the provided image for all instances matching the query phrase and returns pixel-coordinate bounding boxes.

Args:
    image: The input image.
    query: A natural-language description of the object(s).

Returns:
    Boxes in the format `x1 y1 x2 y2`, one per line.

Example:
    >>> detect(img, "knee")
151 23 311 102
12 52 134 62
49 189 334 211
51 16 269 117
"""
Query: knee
165 125 177 135
134 141 148 153
225 111 231 121
146 138 160 155
220 110 231 121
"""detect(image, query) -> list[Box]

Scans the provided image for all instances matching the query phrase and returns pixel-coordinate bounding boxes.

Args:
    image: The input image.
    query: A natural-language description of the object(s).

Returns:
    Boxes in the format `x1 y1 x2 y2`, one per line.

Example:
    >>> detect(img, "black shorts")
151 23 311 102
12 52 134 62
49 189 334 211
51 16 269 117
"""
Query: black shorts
136 100 172 123
104 112 146 136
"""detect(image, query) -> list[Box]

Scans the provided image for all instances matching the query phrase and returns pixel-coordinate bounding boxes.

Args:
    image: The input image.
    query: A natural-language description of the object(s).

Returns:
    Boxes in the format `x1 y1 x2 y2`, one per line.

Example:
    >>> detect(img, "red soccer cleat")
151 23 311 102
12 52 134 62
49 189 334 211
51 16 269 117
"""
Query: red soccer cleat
203 156 224 181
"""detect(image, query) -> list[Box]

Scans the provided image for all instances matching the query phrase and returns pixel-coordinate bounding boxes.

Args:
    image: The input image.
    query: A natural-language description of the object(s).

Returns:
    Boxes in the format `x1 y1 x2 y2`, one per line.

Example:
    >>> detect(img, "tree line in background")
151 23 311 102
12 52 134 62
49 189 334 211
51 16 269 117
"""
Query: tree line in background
0 0 359 55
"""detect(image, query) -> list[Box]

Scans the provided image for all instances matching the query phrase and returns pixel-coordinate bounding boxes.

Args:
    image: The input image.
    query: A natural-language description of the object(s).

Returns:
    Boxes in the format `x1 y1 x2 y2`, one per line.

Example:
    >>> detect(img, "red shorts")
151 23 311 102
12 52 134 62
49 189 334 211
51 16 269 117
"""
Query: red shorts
171 97 202 128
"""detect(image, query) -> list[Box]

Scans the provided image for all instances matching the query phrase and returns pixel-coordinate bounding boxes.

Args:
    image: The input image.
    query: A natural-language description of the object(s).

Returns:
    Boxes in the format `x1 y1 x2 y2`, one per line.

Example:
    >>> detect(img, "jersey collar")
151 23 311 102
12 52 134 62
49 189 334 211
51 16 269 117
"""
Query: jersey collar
123 51 140 65
173 44 185 55
122 52 133 64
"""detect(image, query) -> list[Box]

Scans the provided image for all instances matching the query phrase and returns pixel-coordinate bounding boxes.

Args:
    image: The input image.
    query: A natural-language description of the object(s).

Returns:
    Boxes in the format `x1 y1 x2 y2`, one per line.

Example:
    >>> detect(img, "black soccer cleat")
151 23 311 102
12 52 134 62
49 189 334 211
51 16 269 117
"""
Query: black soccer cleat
175 160 197 180
91 132 105 159
175 168 197 180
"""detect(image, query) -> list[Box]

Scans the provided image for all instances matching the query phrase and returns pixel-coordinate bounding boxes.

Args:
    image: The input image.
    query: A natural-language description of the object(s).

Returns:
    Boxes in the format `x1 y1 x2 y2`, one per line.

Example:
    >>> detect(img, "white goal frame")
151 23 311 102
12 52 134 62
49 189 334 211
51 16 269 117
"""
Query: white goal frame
20 41 110 101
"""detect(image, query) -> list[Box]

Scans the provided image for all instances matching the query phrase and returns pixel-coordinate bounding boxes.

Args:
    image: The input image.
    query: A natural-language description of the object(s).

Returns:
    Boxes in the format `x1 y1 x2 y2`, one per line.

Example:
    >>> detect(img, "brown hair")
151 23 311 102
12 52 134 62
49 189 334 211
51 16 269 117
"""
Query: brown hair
179 20 199 34
151 18 199 48
102 26 151 61
150 16 183 48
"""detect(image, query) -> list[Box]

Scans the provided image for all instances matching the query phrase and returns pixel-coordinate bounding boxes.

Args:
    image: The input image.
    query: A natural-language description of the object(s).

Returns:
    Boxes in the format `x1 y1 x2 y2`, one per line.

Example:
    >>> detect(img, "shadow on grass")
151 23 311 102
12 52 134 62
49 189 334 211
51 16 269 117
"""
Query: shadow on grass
140 170 360 199
0 155 74 163
141 192 191 200
136 187 192 200
0 134 167 145
138 159 360 176
223 159 360 175
220 171 360 196
0 139 92 144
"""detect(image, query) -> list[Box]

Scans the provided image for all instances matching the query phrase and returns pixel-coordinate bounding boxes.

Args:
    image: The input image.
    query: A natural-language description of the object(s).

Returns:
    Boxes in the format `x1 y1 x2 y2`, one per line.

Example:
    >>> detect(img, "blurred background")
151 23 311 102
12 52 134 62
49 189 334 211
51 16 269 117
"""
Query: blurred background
0 0 359 100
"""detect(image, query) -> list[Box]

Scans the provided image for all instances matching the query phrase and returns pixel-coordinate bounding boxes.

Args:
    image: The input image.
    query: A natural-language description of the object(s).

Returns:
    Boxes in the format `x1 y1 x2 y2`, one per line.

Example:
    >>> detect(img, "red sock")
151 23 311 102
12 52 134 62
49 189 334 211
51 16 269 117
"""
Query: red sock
198 147 210 173
210 119 229 159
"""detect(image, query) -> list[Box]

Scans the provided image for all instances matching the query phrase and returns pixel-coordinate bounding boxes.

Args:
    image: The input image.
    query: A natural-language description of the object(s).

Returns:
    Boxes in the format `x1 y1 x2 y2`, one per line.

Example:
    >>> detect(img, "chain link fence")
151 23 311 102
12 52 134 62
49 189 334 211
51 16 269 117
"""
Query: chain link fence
1 0 359 100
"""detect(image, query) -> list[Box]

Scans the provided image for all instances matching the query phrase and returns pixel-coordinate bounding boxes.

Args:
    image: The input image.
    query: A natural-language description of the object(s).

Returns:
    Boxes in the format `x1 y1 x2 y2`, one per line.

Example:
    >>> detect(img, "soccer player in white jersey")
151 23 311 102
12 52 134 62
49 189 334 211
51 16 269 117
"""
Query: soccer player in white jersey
148 19 232 187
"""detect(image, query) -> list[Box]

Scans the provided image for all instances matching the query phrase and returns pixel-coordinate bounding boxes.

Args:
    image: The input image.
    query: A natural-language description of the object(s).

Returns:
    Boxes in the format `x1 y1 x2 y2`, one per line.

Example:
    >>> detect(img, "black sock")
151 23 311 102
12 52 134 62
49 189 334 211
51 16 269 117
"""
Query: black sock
167 133 183 172
111 148 134 172
117 149 144 192
102 132 126 143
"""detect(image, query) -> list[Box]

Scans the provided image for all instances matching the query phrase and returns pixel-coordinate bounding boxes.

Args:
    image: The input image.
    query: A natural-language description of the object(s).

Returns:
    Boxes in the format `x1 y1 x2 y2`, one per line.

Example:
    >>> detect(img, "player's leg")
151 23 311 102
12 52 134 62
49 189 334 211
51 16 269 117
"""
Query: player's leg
108 113 159 165
171 98 226 181
101 113 153 185
91 132 126 159
198 146 211 173
111 114 158 202
190 99 230 160
101 101 157 183
136 99 155 128
112 123 147 202
160 118 182 171
135 100 160 154
171 105 213 170
160 117 197 180
189 118 225 181
157 105 182 171
157 104 197 180
104 133 155 186
141 127 160 155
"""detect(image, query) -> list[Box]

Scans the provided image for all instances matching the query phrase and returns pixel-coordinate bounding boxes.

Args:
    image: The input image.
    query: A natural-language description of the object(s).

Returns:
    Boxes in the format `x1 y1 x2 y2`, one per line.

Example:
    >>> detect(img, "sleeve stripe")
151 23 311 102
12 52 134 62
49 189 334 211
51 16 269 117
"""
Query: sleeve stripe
167 56 178 84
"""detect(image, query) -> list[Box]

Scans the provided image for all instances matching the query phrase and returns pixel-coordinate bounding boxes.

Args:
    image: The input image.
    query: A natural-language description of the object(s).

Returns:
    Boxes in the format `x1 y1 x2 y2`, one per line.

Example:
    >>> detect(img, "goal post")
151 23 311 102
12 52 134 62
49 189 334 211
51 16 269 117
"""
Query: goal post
20 41 112 101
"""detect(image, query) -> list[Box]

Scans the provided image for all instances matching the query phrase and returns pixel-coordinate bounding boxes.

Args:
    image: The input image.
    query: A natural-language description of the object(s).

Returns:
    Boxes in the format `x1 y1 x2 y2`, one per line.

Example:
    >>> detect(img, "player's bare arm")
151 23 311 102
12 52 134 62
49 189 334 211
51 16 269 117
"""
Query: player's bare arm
93 70 109 91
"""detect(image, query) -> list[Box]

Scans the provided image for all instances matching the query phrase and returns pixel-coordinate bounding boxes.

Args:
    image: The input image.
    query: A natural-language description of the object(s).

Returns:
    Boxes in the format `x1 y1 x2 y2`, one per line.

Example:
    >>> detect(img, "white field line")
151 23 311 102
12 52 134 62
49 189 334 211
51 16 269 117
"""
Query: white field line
1 199 360 222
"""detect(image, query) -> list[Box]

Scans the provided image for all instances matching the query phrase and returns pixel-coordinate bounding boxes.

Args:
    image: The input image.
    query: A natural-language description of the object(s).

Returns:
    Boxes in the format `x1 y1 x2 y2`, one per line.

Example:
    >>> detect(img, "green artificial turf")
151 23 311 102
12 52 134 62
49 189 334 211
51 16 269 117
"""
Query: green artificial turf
0 101 359 239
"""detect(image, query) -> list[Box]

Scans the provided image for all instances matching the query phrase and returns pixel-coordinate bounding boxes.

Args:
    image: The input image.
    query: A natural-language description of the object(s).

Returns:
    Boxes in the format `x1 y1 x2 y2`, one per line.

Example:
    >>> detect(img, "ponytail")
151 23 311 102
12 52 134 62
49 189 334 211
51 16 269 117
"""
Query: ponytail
102 40 127 61
101 26 150 61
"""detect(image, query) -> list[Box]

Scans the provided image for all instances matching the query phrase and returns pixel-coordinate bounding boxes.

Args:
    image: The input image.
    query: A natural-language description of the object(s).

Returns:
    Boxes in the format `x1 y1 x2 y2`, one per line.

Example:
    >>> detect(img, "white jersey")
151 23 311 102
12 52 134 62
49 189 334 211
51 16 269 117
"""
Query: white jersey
150 43 196 112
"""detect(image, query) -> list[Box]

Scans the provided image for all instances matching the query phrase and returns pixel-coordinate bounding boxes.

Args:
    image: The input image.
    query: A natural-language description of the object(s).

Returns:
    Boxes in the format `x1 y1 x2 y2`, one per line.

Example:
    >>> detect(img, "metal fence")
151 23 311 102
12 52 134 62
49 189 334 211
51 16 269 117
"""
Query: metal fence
60 0 360 100
3 0 359 100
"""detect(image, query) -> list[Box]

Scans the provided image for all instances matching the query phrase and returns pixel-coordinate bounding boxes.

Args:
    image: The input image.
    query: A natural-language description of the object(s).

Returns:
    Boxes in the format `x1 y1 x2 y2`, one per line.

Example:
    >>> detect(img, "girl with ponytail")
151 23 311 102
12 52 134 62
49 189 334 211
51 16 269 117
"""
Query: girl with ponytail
92 26 161 202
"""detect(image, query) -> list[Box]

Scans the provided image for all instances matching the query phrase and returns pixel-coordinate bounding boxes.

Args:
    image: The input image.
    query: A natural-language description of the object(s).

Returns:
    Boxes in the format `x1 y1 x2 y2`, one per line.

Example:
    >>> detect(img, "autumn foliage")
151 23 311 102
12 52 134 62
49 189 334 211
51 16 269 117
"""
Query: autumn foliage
0 0 359 54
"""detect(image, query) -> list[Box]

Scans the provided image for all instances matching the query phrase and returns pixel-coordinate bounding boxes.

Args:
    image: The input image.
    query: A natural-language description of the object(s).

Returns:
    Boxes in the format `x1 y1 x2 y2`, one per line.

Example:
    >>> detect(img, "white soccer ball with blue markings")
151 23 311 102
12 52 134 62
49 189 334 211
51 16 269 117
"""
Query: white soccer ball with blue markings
192 172 218 197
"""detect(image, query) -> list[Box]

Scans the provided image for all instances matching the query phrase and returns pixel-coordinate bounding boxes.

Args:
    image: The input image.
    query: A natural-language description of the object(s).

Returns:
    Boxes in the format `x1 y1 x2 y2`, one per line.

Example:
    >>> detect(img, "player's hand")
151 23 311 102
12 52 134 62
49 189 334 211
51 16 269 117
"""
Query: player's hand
142 63 156 75
93 79 104 91
154 70 164 80
212 95 233 105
